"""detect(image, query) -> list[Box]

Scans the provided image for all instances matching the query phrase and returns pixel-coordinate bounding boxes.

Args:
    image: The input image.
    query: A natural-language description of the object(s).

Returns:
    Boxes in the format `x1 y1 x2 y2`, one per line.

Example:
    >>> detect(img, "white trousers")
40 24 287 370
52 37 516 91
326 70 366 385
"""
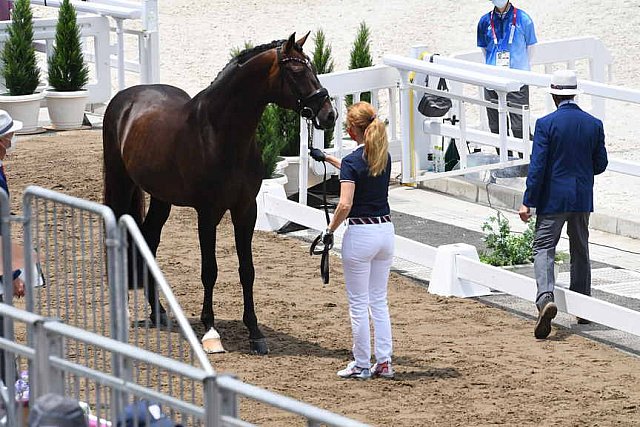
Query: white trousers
342 222 394 368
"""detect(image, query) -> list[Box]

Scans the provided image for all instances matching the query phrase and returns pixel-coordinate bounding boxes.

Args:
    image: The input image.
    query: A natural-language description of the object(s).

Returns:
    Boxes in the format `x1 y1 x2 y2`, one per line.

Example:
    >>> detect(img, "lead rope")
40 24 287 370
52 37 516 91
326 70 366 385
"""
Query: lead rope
307 119 332 284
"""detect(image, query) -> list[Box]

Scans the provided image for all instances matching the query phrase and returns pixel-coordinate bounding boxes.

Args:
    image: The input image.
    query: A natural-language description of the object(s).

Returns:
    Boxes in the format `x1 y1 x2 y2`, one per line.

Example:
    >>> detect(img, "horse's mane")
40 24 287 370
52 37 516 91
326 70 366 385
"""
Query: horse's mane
210 39 286 87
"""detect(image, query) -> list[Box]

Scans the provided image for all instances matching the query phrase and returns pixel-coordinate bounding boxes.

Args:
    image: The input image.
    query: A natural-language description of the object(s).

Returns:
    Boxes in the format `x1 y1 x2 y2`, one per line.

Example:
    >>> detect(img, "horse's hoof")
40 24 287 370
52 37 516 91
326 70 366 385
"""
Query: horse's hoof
150 311 169 327
202 328 226 354
250 338 269 355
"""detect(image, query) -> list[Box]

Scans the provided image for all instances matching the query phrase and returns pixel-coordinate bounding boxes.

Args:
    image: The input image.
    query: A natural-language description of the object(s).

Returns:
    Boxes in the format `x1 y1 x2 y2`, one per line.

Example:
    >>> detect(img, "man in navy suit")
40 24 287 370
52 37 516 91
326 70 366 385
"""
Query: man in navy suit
519 70 608 339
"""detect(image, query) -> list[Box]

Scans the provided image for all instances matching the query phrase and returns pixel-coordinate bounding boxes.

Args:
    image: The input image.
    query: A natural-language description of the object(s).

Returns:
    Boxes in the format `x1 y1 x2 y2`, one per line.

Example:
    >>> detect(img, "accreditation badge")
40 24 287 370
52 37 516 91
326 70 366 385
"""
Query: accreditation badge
496 51 510 68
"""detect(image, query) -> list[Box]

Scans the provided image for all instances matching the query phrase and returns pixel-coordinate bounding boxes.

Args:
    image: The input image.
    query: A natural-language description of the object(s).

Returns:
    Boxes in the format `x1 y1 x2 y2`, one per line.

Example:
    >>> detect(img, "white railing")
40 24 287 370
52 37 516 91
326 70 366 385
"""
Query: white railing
26 0 160 102
258 192 640 339
0 15 111 104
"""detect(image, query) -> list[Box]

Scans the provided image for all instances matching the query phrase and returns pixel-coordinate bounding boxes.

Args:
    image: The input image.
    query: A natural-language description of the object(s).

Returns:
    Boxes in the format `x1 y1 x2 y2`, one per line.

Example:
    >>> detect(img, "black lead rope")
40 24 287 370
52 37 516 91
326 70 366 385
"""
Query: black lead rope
307 119 332 284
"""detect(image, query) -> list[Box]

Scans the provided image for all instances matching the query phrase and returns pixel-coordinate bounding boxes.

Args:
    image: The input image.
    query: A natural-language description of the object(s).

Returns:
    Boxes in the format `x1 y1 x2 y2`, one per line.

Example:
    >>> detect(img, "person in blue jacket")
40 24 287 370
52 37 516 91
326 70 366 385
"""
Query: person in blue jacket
477 0 537 147
519 70 608 339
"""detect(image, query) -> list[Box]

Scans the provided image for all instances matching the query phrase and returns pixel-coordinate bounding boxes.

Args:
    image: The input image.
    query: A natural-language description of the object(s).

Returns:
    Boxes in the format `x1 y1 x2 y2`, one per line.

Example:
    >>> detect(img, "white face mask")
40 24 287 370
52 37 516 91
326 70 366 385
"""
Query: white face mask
492 0 509 9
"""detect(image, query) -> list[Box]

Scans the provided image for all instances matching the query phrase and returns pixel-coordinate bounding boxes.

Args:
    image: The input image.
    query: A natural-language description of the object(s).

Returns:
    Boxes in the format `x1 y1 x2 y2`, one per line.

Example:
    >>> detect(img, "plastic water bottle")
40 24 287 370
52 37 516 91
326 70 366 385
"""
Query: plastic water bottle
434 145 444 172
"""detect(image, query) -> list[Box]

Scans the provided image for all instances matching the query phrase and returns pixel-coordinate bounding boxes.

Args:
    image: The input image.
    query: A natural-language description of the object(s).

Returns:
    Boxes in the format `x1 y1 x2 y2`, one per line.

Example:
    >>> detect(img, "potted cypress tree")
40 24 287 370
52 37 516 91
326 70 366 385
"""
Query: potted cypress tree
347 21 373 107
45 0 89 130
0 0 44 134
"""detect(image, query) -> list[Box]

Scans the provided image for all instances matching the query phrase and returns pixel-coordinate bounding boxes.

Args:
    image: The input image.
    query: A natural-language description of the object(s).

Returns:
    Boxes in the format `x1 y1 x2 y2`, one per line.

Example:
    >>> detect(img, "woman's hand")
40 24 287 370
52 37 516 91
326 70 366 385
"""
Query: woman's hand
309 148 326 162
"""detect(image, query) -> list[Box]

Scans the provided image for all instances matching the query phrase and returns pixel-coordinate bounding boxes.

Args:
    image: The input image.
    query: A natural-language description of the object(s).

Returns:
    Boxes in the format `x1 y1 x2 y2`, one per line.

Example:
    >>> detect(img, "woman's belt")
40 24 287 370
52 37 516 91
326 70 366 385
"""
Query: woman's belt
348 215 391 225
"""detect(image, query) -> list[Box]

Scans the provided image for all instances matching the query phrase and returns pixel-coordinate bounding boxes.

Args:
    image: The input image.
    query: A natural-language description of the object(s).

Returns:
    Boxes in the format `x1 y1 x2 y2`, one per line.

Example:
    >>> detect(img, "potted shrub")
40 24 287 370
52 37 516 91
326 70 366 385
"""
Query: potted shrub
45 0 89 130
479 213 565 277
0 0 44 134
346 21 373 107
256 104 288 184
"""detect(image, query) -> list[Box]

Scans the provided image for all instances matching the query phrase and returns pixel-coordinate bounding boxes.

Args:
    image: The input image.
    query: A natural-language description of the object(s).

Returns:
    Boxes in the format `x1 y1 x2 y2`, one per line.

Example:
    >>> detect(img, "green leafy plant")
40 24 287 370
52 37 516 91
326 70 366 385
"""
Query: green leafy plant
47 0 89 91
311 29 335 148
256 104 287 179
479 213 535 267
229 41 254 60
479 213 568 267
0 0 40 96
346 21 373 106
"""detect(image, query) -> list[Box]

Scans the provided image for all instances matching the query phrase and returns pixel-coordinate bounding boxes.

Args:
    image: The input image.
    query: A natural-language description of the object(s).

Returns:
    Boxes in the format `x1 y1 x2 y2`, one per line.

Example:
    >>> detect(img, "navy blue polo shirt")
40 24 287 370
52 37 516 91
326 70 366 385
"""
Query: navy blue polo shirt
339 146 391 218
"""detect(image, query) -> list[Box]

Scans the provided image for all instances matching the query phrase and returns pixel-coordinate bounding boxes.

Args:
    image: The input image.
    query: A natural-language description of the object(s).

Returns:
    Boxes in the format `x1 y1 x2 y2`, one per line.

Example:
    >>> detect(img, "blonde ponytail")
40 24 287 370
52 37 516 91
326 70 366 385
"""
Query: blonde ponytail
346 102 389 176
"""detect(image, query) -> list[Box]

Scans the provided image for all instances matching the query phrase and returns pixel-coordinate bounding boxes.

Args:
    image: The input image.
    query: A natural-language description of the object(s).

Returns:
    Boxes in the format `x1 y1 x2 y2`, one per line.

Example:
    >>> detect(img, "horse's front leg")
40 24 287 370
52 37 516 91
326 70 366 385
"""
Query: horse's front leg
231 201 268 355
197 208 226 353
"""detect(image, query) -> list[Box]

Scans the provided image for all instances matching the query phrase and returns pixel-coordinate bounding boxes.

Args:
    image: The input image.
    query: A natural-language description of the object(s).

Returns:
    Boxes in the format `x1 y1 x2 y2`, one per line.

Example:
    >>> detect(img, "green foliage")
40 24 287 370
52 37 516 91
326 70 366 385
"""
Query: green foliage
47 0 89 91
256 104 287 179
0 0 40 96
346 21 373 106
311 29 335 148
276 106 300 157
312 29 334 74
229 41 254 61
479 213 535 266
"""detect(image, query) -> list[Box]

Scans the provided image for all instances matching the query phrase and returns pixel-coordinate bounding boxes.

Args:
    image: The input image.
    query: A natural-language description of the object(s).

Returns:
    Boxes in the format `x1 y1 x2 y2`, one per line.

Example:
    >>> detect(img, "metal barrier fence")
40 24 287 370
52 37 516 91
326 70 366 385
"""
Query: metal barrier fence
0 186 367 426
0 302 369 426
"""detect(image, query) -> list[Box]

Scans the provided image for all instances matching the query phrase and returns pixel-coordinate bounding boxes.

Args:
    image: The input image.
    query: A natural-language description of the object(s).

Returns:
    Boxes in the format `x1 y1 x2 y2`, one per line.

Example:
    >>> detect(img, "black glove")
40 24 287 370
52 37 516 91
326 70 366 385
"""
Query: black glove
321 228 334 250
309 147 327 162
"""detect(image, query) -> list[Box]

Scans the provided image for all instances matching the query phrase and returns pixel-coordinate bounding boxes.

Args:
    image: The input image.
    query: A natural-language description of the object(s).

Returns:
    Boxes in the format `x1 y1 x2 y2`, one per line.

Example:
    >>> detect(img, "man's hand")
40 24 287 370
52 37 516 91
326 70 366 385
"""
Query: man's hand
519 204 532 222
309 148 326 162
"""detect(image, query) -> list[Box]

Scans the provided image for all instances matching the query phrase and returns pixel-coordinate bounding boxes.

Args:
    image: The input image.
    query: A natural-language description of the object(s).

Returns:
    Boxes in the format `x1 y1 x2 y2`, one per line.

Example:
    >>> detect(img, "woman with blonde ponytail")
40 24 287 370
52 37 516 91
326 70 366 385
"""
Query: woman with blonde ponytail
310 102 395 380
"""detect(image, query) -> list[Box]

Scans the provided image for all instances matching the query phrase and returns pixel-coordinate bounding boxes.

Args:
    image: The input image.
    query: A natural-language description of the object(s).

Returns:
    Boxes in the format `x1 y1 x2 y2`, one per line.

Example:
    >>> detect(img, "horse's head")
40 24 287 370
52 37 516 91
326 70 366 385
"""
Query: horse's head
274 32 337 130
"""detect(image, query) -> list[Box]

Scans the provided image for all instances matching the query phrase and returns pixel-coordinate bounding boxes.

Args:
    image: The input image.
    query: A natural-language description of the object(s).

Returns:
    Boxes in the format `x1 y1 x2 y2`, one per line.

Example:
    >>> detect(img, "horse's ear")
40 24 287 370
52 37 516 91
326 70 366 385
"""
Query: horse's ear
296 31 311 48
284 32 296 53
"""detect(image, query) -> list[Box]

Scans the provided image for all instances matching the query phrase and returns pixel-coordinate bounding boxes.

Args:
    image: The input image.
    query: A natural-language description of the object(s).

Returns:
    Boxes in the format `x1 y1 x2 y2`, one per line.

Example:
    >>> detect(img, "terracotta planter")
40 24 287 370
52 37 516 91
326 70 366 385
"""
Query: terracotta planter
0 92 45 134
45 89 88 130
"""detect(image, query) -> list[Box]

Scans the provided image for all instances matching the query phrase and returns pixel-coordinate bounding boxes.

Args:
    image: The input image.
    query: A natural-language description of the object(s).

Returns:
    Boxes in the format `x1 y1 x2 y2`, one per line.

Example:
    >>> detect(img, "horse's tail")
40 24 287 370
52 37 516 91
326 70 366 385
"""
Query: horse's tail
102 93 145 225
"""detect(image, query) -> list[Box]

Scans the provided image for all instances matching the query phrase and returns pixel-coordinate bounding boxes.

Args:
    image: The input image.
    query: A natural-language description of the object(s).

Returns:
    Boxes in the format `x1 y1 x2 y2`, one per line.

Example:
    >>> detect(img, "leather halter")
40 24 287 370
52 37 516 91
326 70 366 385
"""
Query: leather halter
277 46 330 129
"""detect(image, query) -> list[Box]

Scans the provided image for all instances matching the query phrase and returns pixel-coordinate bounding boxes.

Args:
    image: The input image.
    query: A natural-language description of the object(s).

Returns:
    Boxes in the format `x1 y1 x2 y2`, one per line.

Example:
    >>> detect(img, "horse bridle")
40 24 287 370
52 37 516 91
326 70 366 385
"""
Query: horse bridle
277 46 331 129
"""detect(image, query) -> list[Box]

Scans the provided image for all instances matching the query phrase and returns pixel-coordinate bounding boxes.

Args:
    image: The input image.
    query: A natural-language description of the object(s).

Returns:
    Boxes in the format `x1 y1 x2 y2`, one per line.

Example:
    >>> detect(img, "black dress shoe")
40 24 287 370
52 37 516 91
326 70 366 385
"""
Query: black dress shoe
534 295 557 339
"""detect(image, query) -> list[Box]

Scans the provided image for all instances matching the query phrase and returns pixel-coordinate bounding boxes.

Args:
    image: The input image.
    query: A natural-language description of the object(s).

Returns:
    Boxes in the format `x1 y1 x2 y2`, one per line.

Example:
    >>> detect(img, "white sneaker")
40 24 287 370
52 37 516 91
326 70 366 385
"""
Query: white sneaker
337 361 371 380
371 360 394 379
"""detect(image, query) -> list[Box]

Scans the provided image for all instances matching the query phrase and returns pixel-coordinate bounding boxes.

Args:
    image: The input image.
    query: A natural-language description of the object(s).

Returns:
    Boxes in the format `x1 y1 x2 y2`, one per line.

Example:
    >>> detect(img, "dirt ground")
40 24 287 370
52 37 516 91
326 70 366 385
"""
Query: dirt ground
5 129 640 426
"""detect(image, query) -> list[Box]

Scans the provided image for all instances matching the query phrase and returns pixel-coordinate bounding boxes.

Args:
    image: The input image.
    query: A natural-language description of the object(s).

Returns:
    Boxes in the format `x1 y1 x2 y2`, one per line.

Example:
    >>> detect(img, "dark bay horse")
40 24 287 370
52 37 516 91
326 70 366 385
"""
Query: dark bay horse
102 33 336 354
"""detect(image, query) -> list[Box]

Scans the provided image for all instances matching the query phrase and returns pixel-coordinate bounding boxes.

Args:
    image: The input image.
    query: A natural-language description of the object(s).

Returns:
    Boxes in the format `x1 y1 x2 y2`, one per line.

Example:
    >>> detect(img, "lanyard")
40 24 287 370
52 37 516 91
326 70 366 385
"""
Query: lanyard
490 6 517 47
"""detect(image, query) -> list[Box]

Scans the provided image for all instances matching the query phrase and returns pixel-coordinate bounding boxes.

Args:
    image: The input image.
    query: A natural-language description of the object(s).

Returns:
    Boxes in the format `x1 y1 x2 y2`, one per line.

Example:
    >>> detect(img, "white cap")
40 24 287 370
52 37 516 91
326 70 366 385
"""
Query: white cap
548 70 581 95
0 109 23 136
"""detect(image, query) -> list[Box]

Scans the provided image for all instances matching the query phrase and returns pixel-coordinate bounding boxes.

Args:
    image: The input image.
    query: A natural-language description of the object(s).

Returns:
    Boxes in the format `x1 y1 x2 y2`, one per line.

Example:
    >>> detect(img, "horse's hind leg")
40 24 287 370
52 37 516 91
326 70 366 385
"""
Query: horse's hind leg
140 197 172 326
231 200 268 355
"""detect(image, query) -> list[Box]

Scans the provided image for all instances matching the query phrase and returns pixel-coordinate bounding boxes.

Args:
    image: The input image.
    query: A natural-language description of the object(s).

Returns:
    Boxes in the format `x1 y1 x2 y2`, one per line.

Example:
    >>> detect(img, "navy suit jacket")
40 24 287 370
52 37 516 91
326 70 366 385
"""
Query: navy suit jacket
523 103 608 215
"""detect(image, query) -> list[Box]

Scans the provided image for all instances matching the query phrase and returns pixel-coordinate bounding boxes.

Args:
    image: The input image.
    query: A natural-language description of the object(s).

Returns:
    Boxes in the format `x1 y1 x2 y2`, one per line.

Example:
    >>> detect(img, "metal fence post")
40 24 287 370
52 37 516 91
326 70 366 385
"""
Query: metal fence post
33 319 65 399
0 188 17 427
219 375 238 419
203 375 220 427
